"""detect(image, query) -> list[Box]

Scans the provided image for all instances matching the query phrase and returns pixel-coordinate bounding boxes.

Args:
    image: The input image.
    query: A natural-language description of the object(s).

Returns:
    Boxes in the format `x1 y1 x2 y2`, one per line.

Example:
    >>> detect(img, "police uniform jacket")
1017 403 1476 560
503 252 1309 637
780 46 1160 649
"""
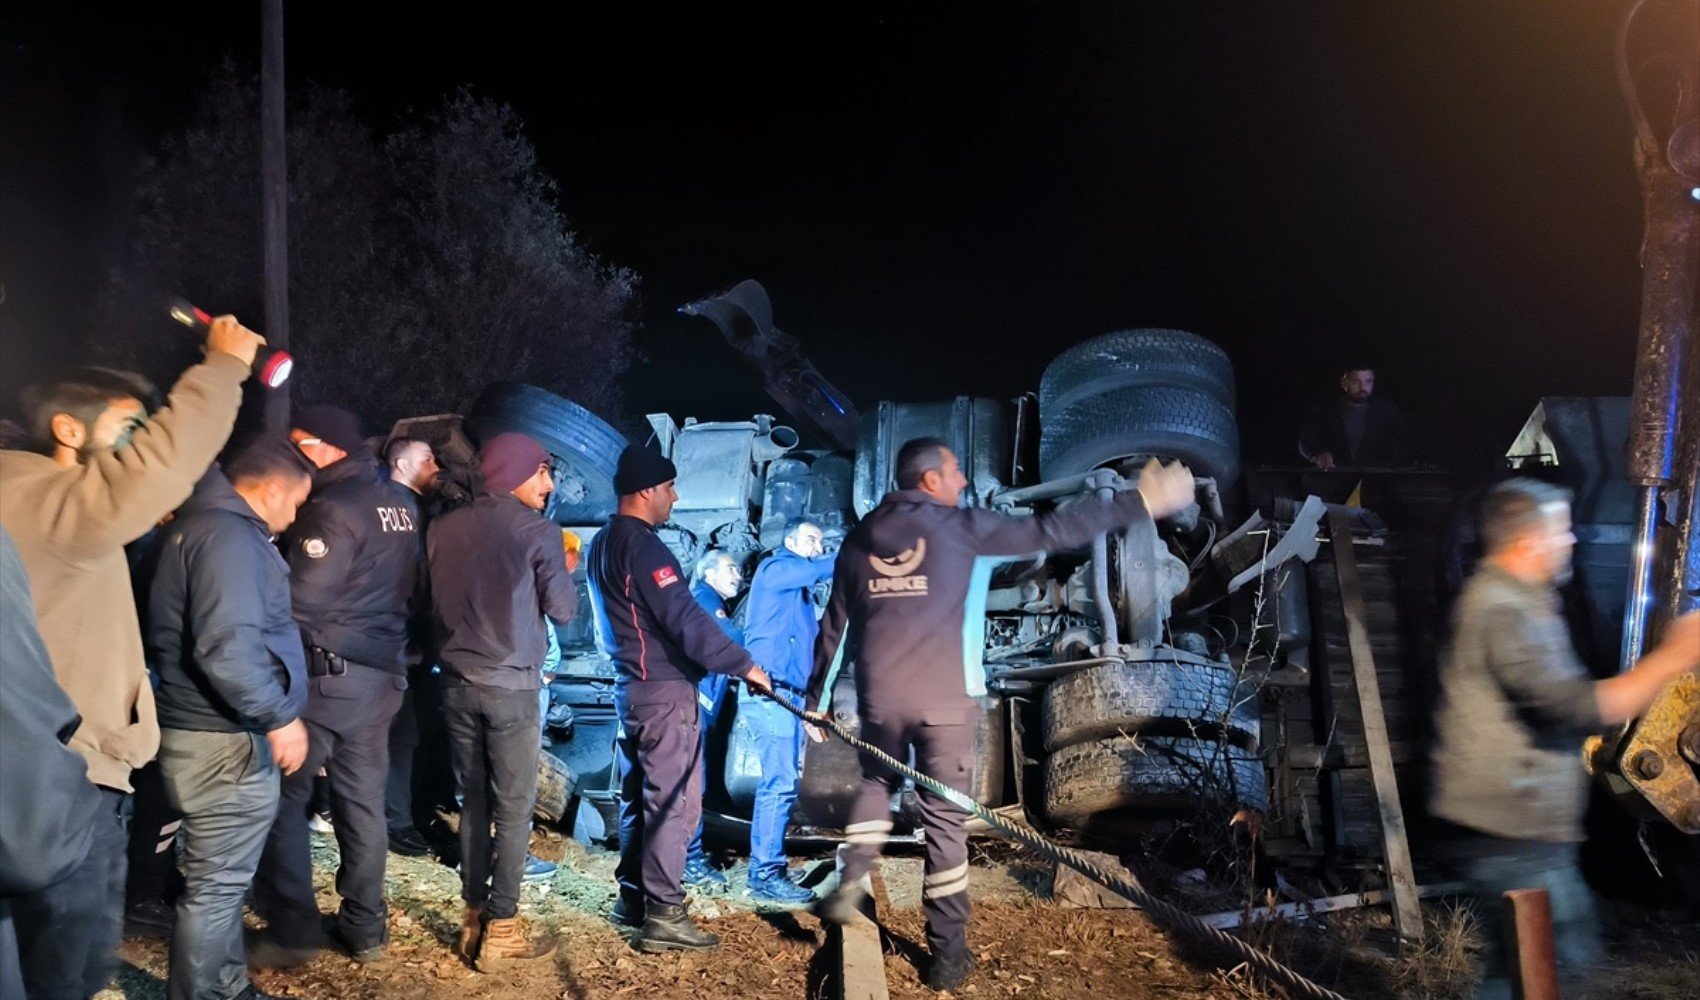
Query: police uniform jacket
285 451 423 674
586 515 755 705
807 488 1155 723
427 492 576 689
742 548 835 692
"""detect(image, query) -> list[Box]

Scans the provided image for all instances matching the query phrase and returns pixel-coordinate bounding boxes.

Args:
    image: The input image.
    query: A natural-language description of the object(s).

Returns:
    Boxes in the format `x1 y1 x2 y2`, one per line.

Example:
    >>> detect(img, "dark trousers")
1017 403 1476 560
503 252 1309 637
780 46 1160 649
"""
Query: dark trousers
254 664 404 950
386 681 422 833
125 760 184 904
615 689 701 908
840 712 974 961
158 729 280 1000
10 786 129 999
441 684 541 920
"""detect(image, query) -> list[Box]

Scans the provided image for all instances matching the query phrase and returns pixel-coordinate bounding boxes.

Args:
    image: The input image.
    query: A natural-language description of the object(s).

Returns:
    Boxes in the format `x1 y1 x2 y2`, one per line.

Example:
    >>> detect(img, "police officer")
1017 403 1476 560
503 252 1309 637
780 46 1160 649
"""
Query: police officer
586 445 772 952
805 438 1195 992
251 405 423 966
683 549 745 889
739 518 836 905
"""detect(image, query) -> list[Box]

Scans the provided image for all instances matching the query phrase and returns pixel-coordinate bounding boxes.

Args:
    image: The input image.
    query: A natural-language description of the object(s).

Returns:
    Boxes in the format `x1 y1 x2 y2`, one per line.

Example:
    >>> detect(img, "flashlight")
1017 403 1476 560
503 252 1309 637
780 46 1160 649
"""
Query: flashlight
168 299 294 389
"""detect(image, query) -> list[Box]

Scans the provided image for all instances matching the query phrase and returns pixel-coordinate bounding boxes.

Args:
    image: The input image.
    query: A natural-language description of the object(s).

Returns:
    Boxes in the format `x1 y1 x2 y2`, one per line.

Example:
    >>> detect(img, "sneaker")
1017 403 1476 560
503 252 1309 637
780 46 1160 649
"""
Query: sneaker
388 827 432 858
926 950 976 992
308 812 335 835
745 870 816 906
683 856 727 889
124 896 175 938
521 855 557 883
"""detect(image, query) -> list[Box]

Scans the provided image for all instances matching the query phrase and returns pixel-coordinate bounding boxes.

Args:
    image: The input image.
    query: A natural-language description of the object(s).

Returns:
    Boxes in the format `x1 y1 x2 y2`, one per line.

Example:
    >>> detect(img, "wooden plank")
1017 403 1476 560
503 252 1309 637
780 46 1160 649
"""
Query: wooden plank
1202 882 1469 930
834 845 890 1000
1328 508 1423 942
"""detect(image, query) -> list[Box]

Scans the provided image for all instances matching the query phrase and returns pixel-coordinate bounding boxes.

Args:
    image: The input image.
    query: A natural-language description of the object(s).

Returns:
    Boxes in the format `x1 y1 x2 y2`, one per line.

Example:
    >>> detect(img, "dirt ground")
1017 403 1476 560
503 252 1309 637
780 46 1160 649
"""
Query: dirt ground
94 831 1700 1000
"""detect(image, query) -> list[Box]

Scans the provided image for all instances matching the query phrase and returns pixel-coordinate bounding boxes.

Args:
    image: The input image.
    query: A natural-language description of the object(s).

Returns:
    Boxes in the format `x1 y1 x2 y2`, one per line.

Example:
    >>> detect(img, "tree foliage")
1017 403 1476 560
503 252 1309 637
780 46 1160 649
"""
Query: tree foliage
102 66 637 428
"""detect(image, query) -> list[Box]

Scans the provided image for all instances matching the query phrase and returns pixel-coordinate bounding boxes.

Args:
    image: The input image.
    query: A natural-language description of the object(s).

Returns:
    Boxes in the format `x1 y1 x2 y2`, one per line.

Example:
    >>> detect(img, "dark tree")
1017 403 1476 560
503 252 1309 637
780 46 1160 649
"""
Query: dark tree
101 66 637 429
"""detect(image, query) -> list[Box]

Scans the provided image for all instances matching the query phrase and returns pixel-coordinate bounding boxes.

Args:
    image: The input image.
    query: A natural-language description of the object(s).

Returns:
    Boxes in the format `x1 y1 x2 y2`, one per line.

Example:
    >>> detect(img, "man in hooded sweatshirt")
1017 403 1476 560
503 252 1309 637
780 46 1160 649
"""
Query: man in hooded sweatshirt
426 432 576 970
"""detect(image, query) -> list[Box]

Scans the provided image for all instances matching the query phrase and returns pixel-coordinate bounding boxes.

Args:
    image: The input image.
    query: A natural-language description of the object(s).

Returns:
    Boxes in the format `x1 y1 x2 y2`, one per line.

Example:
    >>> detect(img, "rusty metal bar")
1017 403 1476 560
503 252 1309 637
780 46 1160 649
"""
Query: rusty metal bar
1502 888 1560 1000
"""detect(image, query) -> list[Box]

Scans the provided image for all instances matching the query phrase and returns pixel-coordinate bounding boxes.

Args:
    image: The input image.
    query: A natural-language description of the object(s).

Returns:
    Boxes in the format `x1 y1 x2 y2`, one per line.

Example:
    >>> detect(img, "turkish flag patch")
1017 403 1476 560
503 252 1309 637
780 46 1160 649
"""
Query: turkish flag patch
652 566 680 589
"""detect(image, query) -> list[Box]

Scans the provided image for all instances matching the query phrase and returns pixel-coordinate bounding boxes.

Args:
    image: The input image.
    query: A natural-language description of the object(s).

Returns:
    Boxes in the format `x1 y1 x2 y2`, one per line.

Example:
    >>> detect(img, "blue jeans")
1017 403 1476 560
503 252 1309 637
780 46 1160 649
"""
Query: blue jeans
743 687 805 880
9 787 128 1000
159 729 280 1000
1456 839 1601 999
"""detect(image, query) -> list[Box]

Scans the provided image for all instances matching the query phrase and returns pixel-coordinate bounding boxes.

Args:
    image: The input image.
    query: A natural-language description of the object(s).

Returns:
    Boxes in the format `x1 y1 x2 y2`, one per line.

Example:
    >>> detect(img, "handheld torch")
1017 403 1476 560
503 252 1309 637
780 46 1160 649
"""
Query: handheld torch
167 299 294 389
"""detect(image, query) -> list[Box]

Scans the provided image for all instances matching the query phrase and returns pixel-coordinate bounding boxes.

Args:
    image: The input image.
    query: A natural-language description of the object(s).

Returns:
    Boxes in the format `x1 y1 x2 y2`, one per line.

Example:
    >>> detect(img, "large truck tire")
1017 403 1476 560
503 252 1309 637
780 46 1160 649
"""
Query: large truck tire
534 750 578 825
1039 385 1240 484
1040 328 1236 416
467 382 628 525
1042 661 1259 753
1042 735 1266 827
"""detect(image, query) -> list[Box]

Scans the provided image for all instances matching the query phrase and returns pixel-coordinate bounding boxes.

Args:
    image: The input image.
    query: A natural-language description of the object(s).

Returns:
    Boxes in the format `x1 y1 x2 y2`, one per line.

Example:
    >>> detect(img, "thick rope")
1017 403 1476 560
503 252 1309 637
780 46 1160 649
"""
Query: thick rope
768 692 1355 1000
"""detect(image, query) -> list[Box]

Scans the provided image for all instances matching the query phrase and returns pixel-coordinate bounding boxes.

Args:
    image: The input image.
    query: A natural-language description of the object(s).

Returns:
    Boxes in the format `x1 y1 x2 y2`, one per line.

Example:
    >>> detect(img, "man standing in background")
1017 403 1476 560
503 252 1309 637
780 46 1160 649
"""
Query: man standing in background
682 549 745 890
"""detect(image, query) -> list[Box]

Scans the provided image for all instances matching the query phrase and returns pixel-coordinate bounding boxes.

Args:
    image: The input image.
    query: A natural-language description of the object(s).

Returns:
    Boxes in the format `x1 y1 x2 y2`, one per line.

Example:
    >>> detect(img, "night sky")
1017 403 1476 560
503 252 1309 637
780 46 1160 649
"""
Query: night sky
1 2 1669 471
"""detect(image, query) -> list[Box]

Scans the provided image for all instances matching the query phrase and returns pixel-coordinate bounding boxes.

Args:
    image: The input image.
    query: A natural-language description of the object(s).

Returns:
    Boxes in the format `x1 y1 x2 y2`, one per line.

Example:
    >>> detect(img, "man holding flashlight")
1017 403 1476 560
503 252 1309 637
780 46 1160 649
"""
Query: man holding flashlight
0 316 262 998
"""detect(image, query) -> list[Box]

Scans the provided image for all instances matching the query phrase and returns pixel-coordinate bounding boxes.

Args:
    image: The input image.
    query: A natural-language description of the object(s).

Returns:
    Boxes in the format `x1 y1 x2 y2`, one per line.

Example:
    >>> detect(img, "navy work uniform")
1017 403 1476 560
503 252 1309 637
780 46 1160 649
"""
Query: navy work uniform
739 546 836 887
807 487 1159 965
684 578 745 871
253 450 423 955
586 517 758 915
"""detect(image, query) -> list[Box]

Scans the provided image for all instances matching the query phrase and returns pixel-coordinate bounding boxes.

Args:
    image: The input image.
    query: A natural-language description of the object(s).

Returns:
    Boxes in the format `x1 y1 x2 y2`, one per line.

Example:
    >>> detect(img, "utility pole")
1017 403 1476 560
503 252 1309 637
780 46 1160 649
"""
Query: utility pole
261 0 290 432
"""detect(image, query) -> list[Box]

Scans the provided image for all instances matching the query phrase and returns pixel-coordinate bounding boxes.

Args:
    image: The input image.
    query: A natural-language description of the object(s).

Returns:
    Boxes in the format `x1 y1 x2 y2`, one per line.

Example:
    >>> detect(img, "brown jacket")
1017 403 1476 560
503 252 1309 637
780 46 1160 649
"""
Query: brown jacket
0 352 248 791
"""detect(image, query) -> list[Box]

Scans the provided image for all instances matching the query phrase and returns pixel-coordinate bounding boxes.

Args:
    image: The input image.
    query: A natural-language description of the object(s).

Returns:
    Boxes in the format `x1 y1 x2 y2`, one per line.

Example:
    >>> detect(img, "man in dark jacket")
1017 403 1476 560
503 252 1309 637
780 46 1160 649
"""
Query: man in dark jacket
683 549 745 888
427 432 576 970
381 436 440 859
148 438 313 1000
805 438 1196 991
739 519 836 904
1297 365 1411 470
0 526 102 999
251 405 425 966
585 445 771 953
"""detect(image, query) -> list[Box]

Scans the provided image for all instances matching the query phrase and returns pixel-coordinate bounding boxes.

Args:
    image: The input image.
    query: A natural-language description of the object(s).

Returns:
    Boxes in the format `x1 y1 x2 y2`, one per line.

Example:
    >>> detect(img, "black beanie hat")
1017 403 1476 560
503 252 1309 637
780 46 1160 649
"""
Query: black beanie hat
614 444 678 496
480 432 550 494
292 404 365 453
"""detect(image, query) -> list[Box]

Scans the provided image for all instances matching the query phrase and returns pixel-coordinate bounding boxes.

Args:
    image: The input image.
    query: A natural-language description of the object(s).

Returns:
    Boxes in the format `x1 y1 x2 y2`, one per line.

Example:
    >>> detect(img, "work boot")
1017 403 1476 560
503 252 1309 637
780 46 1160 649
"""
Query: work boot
926 950 976 993
473 917 557 972
244 929 320 970
810 881 868 926
124 896 175 939
683 856 727 889
457 905 483 961
329 924 387 965
388 826 433 858
637 903 719 952
610 893 644 928
746 869 816 906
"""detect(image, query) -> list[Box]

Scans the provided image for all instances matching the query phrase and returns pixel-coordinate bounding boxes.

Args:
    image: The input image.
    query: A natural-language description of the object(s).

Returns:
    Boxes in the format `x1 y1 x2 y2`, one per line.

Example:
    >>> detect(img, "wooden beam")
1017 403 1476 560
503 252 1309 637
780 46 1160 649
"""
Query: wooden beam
833 845 889 1000
1328 509 1423 941
1201 882 1469 930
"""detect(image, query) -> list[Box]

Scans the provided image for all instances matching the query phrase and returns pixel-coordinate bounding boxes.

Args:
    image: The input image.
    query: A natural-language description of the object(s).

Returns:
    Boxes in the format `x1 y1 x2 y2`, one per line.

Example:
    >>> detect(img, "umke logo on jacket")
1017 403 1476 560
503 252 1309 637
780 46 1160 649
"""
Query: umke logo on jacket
868 538 928 597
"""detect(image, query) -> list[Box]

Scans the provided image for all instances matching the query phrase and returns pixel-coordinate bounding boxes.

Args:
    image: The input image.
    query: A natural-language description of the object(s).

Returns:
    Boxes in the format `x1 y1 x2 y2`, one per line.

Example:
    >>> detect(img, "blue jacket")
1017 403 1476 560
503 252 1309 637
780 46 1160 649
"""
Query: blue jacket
742 548 836 691
148 470 308 734
691 580 745 715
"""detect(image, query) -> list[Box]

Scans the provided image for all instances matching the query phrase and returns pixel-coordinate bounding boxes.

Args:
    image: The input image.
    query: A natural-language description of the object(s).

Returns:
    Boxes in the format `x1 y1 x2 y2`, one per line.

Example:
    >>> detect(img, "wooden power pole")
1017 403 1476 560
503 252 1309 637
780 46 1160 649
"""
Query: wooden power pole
261 0 290 432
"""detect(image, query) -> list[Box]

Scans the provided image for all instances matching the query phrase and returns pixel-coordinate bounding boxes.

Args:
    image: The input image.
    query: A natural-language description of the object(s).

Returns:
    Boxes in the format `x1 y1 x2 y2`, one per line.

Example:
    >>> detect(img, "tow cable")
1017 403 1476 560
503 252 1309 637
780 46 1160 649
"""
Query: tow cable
763 691 1356 1000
